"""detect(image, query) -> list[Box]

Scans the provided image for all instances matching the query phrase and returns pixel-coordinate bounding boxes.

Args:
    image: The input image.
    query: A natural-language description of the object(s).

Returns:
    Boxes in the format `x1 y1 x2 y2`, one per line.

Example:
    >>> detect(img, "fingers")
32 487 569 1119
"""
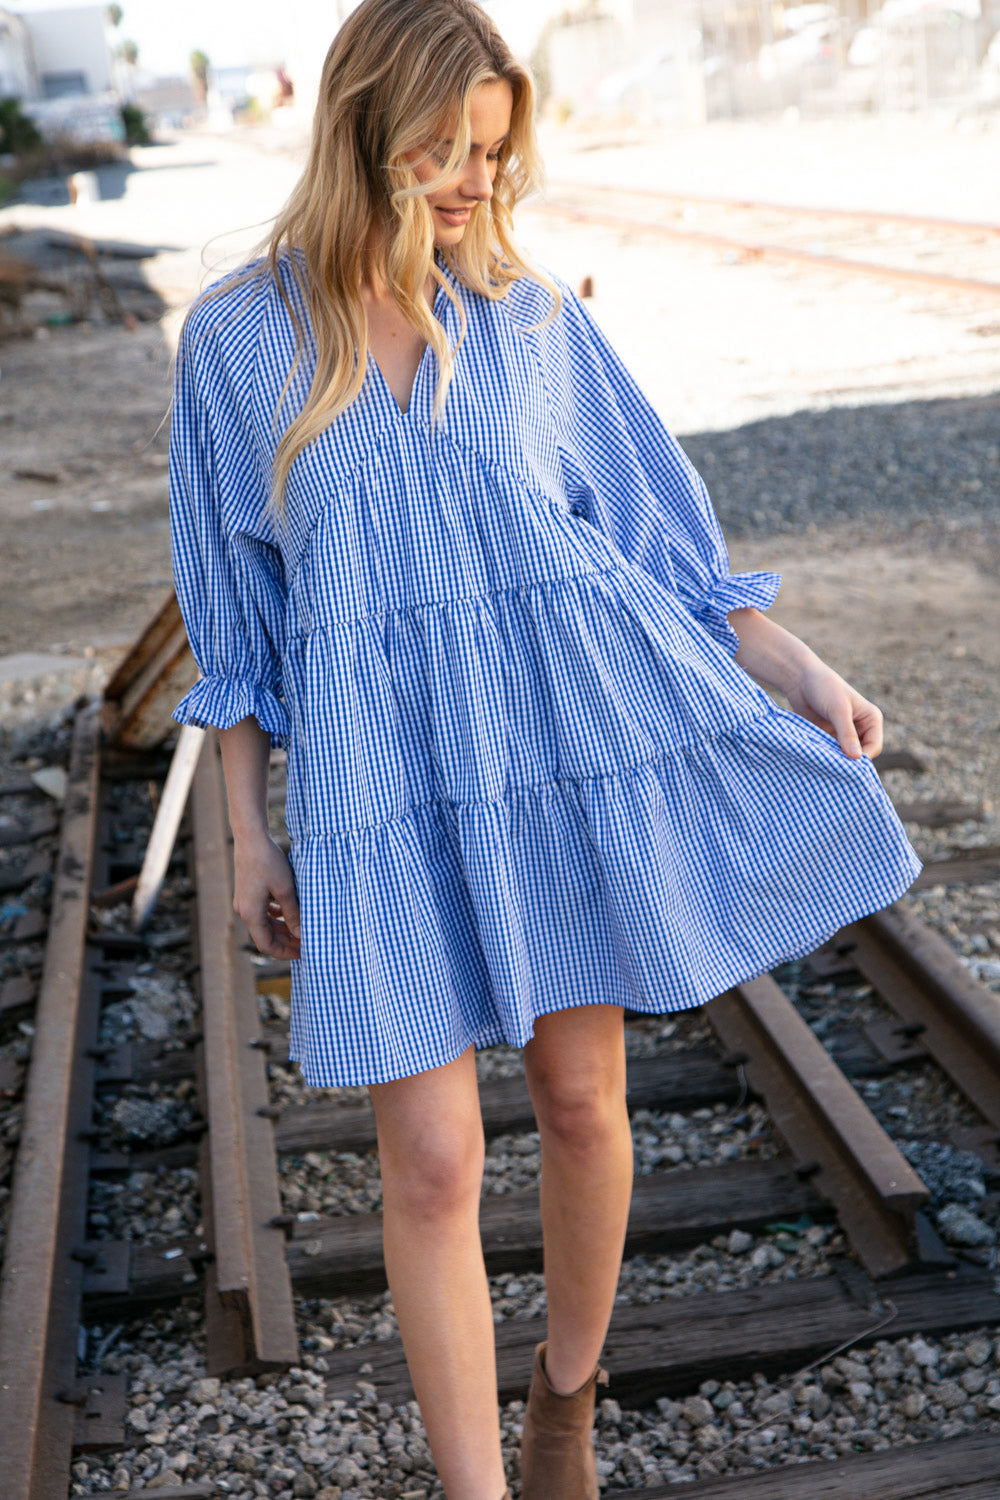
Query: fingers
265 898 302 960
271 873 301 941
232 841 302 960
235 889 301 961
829 692 883 760
241 907 285 959
854 698 884 758
795 665 884 761
830 697 864 759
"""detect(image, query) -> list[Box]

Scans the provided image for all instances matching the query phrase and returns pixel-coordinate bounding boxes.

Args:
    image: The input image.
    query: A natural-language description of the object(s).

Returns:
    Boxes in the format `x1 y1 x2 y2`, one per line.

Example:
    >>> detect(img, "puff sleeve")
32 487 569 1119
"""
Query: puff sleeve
168 303 290 748
539 278 780 655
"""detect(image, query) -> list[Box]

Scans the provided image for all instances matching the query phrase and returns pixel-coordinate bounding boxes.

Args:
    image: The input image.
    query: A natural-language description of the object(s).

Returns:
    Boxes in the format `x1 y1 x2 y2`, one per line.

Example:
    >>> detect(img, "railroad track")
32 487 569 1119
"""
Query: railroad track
529 183 1000 302
0 710 999 1497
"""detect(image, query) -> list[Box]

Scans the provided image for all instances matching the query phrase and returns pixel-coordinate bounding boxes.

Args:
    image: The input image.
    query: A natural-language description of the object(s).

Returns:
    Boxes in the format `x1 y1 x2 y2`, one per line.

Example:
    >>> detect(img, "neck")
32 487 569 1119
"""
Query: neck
362 251 438 310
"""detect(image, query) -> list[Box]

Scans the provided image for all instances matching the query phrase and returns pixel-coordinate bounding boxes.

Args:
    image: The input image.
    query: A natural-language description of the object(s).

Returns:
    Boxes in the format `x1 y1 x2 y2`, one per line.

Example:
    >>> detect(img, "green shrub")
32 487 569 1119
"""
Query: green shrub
0 97 42 156
120 102 152 146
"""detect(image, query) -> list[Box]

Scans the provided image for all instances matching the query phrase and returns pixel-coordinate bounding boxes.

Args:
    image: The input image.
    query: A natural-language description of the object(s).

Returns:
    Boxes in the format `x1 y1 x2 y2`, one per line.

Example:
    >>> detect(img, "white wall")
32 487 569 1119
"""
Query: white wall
0 8 38 98
24 5 113 97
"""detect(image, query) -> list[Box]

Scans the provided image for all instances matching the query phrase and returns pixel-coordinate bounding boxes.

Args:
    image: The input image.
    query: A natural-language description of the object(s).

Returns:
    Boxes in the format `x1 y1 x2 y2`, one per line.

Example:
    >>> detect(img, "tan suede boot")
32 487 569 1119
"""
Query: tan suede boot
520 1340 609 1499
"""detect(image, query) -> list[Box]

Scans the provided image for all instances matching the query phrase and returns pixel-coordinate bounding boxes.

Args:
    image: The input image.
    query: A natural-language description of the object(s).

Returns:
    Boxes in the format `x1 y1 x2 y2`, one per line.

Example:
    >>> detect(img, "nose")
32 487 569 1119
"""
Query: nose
460 153 494 202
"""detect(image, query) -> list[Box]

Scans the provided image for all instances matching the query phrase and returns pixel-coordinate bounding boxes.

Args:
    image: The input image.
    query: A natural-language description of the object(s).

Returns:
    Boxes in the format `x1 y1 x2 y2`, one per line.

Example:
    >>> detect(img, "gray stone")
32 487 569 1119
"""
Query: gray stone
189 1377 220 1403
936 1203 997 1248
681 1396 714 1428
110 1096 184 1147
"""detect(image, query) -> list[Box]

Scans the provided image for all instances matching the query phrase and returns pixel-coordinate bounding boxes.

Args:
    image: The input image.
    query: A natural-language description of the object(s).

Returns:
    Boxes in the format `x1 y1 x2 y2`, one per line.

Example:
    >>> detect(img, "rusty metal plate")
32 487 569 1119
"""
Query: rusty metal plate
80 1241 131 1297
861 1018 929 1067
72 1372 128 1450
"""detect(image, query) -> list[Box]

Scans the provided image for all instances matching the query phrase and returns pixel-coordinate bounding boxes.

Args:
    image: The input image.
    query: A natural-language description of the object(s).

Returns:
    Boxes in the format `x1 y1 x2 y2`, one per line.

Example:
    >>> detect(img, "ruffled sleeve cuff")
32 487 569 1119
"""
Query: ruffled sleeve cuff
172 675 290 749
691 570 782 656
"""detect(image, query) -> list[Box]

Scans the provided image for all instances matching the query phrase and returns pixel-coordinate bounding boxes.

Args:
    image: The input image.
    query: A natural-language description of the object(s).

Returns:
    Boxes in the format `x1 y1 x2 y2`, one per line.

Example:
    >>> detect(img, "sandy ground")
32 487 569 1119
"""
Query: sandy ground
0 113 997 694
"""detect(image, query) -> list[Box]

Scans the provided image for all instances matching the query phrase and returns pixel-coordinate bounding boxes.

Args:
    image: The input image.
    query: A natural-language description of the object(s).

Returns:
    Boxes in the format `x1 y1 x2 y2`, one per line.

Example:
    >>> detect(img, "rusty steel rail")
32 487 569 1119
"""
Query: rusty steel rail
837 906 1000 1135
190 730 299 1376
706 975 930 1279
531 192 1000 301
0 705 105 1500
545 180 1000 240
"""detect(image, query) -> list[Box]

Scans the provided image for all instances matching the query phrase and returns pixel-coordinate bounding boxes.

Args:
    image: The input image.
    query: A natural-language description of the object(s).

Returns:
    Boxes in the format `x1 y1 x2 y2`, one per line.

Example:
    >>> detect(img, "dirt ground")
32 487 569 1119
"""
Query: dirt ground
1 321 173 664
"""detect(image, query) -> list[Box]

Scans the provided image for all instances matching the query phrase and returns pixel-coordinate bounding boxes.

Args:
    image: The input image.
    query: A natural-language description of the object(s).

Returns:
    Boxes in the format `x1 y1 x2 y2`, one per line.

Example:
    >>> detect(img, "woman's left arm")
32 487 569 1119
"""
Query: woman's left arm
727 606 883 761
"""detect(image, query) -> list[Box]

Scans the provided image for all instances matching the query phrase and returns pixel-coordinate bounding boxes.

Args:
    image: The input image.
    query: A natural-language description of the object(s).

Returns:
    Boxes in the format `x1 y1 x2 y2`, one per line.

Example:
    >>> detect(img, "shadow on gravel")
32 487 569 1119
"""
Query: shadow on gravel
0 226 170 327
681 391 1000 558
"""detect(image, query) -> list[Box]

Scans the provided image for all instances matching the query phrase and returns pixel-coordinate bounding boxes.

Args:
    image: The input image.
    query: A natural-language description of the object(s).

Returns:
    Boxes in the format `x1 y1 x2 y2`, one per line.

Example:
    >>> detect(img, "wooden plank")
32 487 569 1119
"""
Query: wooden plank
631 1431 1000 1498
83 1241 198 1319
0 707 102 1500
131 723 204 929
190 733 298 1374
0 974 37 1020
120 1487 218 1500
706 980 928 1278
101 591 199 751
324 1267 1000 1407
0 909 48 946
892 798 983 828
913 845 1000 890
275 1049 741 1157
84 1159 827 1313
877 750 926 772
288 1158 829 1296
0 811 59 848
0 851 50 896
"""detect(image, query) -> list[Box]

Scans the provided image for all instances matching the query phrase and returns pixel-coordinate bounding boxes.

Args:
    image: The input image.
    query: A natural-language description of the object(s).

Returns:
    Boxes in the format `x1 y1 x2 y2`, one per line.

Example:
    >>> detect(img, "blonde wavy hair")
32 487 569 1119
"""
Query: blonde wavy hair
194 0 558 512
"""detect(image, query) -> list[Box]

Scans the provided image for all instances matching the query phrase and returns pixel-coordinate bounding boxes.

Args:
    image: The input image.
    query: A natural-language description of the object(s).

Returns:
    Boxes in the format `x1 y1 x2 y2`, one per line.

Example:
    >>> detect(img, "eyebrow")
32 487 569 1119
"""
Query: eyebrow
432 131 510 150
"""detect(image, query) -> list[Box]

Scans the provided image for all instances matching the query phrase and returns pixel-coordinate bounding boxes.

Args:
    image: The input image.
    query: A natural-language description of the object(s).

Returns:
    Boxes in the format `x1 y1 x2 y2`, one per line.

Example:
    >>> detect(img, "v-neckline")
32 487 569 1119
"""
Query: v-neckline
368 277 448 418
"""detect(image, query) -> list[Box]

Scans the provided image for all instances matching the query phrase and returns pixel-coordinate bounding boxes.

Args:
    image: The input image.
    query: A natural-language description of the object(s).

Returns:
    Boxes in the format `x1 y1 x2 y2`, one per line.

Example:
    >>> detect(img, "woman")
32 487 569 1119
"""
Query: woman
168 2 920 1495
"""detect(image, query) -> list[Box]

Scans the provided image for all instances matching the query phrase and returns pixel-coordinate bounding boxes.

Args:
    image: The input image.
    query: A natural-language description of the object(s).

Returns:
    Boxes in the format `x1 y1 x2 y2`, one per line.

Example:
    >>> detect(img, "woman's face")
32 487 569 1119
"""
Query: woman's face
410 79 513 246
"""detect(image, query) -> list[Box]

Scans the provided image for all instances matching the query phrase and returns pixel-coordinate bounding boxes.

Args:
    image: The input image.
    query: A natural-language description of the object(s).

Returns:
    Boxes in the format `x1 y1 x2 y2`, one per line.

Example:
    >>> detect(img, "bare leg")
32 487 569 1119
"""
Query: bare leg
369 1047 507 1500
523 1005 633 1394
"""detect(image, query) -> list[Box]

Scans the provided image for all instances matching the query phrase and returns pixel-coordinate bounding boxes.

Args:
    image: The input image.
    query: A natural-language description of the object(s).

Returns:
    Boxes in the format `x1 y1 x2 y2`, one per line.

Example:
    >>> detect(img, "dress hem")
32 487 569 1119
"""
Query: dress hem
286 859 920 1090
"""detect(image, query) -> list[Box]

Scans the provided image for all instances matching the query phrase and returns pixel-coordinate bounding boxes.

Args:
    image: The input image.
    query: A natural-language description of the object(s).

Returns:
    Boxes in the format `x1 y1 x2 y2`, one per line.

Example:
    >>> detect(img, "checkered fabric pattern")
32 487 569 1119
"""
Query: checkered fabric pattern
169 256 921 1086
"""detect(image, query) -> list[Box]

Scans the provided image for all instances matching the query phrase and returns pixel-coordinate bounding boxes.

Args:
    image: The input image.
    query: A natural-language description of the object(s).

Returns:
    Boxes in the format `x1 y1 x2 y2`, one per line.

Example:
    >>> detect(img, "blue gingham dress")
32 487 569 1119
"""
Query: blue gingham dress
169 254 921 1087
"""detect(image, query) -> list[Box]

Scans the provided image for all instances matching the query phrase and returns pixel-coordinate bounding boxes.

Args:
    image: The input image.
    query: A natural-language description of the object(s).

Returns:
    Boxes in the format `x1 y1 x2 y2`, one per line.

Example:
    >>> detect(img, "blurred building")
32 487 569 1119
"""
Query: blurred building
2 4 113 100
0 5 124 143
539 0 998 119
0 8 34 98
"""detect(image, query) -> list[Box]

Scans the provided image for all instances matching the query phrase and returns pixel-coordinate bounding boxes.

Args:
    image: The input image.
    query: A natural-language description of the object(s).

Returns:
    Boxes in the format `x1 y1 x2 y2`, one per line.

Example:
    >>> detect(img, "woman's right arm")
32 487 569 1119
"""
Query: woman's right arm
218 716 301 961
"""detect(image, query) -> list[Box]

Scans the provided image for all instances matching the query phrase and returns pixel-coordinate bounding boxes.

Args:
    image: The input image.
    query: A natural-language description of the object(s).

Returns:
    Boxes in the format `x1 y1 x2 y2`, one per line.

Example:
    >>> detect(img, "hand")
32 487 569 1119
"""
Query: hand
785 659 883 760
232 833 302 960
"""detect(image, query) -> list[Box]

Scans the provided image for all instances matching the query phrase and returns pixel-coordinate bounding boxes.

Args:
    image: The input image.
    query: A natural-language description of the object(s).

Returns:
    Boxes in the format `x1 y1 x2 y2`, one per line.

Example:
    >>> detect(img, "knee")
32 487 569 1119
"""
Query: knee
380 1120 484 1222
531 1069 626 1155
